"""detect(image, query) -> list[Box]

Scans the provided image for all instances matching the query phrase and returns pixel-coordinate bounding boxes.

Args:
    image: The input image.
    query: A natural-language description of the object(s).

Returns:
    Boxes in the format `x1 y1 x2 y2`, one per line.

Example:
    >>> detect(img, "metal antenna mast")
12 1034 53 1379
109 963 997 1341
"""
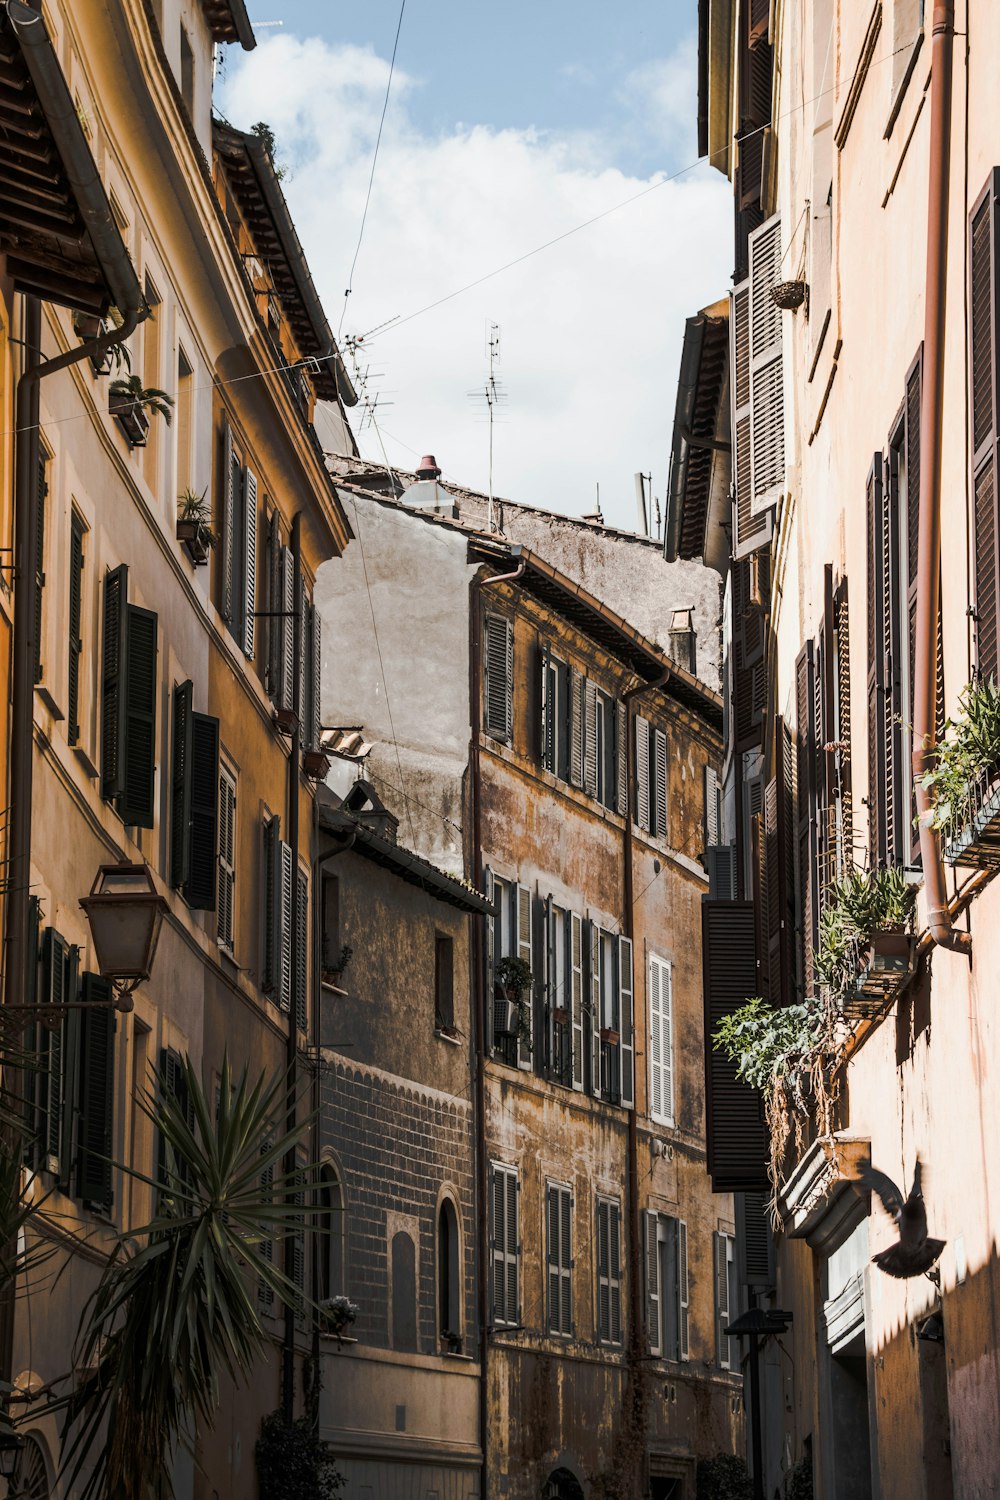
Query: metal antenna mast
467 322 506 532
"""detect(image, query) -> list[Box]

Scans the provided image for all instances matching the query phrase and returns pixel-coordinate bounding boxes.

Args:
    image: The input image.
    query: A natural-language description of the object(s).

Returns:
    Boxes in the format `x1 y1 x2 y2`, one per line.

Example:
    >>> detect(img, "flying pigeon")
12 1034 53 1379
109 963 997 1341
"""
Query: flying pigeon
856 1157 946 1279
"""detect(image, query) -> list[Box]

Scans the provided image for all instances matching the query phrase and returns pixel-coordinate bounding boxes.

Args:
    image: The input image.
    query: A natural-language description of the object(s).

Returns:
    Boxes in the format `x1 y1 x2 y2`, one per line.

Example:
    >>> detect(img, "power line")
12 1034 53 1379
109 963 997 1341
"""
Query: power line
338 0 407 336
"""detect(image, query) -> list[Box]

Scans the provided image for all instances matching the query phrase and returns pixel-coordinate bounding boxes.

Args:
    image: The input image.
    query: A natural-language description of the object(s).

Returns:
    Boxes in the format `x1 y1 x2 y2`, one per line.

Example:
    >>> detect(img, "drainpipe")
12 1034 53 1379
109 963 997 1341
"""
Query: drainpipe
911 0 969 954
284 513 303 1422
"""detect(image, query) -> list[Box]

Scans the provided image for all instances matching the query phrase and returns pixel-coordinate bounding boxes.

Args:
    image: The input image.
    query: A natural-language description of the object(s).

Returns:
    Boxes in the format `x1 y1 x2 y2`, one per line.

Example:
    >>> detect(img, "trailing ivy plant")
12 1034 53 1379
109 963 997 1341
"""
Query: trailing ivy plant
813 866 915 1004
916 676 1000 840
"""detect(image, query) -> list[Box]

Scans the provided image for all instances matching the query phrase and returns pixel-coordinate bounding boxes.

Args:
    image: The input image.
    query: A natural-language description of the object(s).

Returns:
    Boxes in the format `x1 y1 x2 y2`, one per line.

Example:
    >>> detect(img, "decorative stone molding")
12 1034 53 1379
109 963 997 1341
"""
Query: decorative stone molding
782 1133 871 1246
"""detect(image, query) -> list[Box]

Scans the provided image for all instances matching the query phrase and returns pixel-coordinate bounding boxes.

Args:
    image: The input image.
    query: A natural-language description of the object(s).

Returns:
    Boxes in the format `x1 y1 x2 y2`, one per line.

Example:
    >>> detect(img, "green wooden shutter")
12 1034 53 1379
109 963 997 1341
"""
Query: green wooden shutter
101 564 128 801
77 973 115 1208
185 713 220 911
295 868 308 1032
33 453 47 683
170 681 193 888
120 605 158 827
68 514 84 743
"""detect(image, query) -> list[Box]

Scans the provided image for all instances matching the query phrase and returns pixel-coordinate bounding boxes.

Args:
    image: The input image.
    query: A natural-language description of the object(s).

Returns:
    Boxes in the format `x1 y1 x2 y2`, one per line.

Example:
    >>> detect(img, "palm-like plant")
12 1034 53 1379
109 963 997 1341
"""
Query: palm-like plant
108 374 174 425
61 1054 314 1500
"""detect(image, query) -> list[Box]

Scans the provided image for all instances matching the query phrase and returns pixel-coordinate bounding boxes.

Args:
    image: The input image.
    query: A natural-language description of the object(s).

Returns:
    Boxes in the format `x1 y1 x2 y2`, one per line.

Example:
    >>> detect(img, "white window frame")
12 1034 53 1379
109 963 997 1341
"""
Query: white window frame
648 955 675 1127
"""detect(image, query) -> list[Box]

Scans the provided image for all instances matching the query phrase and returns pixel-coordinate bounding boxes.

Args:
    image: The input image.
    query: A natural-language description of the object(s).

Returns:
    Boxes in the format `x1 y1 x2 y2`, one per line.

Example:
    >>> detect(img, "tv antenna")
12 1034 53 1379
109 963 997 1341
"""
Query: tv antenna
468 322 506 532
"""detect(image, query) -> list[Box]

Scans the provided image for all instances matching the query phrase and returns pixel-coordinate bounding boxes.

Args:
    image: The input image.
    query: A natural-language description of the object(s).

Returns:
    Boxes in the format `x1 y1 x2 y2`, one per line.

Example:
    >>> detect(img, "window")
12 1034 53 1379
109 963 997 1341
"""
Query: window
319 1164 346 1303
101 565 158 827
438 1197 461 1348
546 1182 572 1338
595 1196 622 1346
435 933 454 1032
141 276 161 486
180 25 194 114
68 512 85 744
539 650 625 813
320 873 341 977
484 613 513 743
490 1163 519 1328
644 1212 689 1362
635 717 668 839
648 956 674 1126
219 421 257 660
715 1231 740 1370
169 681 221 909
391 1230 418 1350
971 170 1000 686
175 347 194 500
545 901 582 1089
77 973 116 1209
27 913 76 1183
263 819 306 1023
218 766 236 952
34 450 48 684
540 648 569 779
589 926 634 1107
486 875 532 1070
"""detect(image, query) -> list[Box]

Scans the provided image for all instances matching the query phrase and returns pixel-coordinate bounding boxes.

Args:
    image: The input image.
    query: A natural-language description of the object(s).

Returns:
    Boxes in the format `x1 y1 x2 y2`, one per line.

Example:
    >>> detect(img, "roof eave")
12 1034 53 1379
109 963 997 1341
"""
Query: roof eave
319 807 492 914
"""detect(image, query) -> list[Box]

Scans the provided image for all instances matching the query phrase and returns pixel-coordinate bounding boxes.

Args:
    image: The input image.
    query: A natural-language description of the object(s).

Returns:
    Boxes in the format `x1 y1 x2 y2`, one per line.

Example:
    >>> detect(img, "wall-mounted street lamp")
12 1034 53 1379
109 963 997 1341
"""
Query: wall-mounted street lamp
79 862 168 1013
0 1428 23 1482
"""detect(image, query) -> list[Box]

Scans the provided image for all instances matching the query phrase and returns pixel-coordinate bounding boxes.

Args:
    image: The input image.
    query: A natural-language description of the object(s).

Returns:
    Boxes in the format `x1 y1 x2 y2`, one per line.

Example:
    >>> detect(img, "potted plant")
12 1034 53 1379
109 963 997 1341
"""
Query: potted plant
494 955 532 1038
317 1294 358 1345
302 747 331 780
440 1328 463 1355
75 305 132 376
321 944 352 991
599 1025 620 1046
552 1004 569 1026
176 488 216 565
917 677 1000 869
814 866 916 1019
109 375 173 447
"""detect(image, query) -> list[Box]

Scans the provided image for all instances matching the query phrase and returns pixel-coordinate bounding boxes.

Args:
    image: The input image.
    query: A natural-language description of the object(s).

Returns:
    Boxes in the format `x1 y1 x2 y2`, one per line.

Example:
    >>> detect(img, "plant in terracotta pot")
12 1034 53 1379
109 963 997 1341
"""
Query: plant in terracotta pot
494 955 533 1045
176 487 216 563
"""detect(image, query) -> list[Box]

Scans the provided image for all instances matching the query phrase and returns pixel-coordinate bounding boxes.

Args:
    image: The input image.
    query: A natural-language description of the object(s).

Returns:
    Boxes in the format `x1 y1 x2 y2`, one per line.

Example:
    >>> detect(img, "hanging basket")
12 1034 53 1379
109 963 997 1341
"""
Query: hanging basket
769 279 808 311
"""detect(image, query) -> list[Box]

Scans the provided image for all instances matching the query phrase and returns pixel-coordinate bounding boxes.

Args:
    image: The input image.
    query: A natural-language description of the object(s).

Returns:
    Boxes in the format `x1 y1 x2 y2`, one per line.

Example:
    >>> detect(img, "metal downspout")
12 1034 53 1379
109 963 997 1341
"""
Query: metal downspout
284 514 303 1421
468 575 490 1500
912 0 969 953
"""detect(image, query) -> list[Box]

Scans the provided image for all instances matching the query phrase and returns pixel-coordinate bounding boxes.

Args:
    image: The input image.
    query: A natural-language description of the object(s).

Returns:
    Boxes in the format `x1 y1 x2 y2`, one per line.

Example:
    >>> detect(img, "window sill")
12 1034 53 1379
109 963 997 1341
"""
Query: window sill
72 744 99 780
434 1027 462 1046
441 1349 474 1361
884 32 923 141
34 683 65 721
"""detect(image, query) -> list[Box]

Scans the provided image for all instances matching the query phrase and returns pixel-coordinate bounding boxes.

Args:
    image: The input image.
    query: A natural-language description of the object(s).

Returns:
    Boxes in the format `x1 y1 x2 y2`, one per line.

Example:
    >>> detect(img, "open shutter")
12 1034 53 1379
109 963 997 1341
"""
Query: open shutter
295 869 308 1032
484 867 496 1049
583 679 598 795
39 928 69 1176
615 700 628 816
307 603 322 751
220 422 236 623
266 511 281 700
833 578 853 878
749 214 785 513
68 514 83 743
484 615 513 742
715 1231 730 1367
588 921 601 1094
296 574 307 726
258 1143 275 1311
101 564 128 801
732 280 774 559
516 882 533 1069
705 766 721 847
904 358 925 864
650 955 674 1123
618 936 634 1109
77 973 115 1209
33 454 46 682
279 546 295 713
186 713 220 910
570 911 584 1090
279 840 294 1010
170 681 193 889
539 640 553 770
569 669 585 787
677 1219 690 1359
217 770 236 949
796 642 818 996
609 1201 622 1345
544 894 556 1074
120 606 158 828
972 171 1000 682
644 1210 661 1356
242 467 257 657
702 902 769 1191
263 816 279 995
635 716 651 830
653 728 668 839
866 457 889 869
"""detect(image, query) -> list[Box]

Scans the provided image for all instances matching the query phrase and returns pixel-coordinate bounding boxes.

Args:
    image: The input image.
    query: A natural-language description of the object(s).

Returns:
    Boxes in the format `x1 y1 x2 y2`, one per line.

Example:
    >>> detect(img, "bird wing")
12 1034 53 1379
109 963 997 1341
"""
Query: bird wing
857 1160 905 1222
910 1157 923 1199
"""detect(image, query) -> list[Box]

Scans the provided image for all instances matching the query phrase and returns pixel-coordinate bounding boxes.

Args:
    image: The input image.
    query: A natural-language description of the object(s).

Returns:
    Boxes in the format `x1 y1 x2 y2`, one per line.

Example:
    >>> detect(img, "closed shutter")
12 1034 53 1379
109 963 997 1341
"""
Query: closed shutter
279 839 294 1010
516 882 533 1069
733 558 766 747
266 511 282 701
158 1047 194 1206
101 564 128 801
732 280 775 559
220 422 236 623
77 972 115 1208
649 955 674 1124
295 868 308 1032
570 911 584 1091
217 768 236 950
833 578 853 878
546 1183 573 1337
715 1232 732 1368
583 679 599 795
539 640 553 771
705 766 721 847
307 603 322 751
296 574 307 725
291 1169 306 1324
677 1219 690 1359
635 716 651 830
33 453 47 683
972 171 1000 682
491 1164 519 1327
569 669 585 787
186 713 219 911
258 1141 275 1311
39 928 73 1178
484 867 496 1050
749 215 785 513
737 1190 776 1288
644 1210 661 1356
653 728 668 838
278 546 295 713
120 605 158 828
484 614 513 743
795 643 818 995
702 902 769 1191
597 1198 622 1346
170 681 193 889
615 700 628 816
544 895 558 1077
588 920 601 1095
618 936 634 1109
262 815 279 995
242 466 257 657
68 514 84 743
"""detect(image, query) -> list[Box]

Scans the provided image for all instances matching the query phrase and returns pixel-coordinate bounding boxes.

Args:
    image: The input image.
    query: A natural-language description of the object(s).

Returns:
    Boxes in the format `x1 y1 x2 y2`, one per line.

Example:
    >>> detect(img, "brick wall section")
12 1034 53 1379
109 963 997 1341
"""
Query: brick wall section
322 1058 477 1353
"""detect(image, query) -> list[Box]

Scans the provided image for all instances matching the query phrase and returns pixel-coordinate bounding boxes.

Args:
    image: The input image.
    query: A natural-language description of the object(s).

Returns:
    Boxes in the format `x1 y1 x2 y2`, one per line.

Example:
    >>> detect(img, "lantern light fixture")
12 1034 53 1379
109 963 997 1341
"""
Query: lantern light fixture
79 862 168 1013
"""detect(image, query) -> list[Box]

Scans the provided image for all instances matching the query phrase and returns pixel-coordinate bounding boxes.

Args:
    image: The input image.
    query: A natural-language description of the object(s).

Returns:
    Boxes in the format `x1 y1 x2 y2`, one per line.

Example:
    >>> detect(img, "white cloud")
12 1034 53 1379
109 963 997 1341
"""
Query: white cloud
219 32 731 531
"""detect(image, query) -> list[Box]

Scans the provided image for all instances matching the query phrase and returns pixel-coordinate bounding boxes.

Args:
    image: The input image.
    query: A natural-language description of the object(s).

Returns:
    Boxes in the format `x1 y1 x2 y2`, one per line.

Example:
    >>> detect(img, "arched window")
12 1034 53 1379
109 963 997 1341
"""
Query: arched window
438 1197 461 1351
391 1231 417 1351
542 1468 584 1500
318 1164 346 1302
15 1437 51 1500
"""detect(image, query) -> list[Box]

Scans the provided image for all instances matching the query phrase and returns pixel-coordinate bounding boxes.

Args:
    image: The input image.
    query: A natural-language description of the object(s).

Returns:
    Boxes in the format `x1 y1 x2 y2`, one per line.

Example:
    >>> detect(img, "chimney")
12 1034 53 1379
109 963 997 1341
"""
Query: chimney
668 608 697 676
401 453 458 517
415 454 442 480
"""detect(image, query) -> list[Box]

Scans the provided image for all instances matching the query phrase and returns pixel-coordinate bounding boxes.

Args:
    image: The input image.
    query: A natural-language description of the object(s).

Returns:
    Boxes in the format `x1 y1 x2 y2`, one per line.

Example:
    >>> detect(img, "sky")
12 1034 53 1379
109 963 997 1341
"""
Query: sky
219 2 732 531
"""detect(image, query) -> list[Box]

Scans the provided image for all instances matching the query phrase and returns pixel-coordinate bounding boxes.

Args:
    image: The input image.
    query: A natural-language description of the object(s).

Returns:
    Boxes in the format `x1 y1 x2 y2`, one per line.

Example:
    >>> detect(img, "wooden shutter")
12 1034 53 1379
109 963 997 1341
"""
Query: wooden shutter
170 681 193 888
733 558 767 749
484 867 496 1050
185 712 220 910
539 640 553 770
307 602 322 751
33 453 47 683
677 1218 690 1359
77 972 115 1208
644 1210 661 1356
635 716 651 830
615 700 628 816
101 564 128 801
242 466 257 657
749 215 785 512
544 894 556 1075
266 511 282 701
263 815 279 995
547 1183 572 1337
705 766 721 847
296 574 307 726
583 679 598 795
972 171 1000 682
258 1142 275 1311
569 912 584 1091
39 929 71 1176
484 615 513 743
795 643 818 995
278 546 295 713
120 605 158 828
761 723 794 1006
833 577 853 878
618 936 634 1109
598 1199 622 1345
702 901 768 1191
68 513 84 743
588 920 601 1094
491 1164 519 1327
732 280 775 559
217 768 236 949
295 868 308 1032
279 839 294 1010
220 422 236 623
866 457 889 868
516 882 533 1069
715 1232 731 1367
569 669 585 786
653 728 668 839
649 955 674 1124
